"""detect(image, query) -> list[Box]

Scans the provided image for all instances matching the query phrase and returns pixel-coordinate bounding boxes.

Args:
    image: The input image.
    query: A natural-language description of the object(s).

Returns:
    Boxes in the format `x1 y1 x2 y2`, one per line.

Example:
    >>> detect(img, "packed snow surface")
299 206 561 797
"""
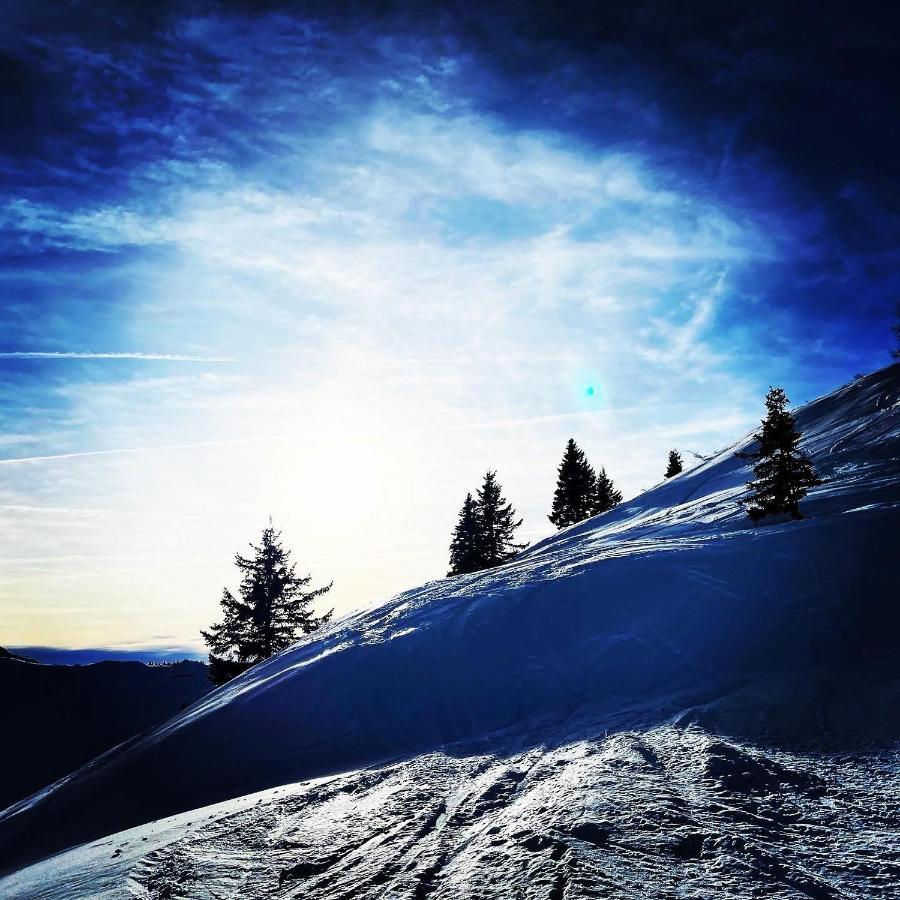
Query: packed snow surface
5 720 898 899
2 364 899 898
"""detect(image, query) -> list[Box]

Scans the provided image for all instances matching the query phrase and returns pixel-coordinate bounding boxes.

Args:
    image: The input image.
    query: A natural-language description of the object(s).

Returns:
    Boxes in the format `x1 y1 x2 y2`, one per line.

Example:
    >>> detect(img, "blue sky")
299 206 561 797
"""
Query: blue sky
1 1 898 651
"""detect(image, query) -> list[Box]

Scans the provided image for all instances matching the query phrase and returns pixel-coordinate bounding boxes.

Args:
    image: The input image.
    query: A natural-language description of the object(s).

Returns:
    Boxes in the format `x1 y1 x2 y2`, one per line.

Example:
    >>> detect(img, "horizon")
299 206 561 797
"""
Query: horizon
2 1 899 652
7 645 206 664
4 360 893 656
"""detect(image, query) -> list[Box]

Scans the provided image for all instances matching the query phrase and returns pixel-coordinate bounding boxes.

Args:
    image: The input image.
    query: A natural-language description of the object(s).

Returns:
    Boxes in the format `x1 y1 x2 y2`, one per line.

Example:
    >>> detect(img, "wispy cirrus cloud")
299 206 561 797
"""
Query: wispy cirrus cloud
0 352 237 362
0 14 767 648
2 405 721 467
3 3 893 650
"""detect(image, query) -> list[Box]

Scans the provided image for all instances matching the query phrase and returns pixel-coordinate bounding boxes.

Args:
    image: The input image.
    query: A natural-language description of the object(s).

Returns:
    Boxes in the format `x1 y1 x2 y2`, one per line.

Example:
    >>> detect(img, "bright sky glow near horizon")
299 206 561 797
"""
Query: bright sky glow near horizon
1 2 898 652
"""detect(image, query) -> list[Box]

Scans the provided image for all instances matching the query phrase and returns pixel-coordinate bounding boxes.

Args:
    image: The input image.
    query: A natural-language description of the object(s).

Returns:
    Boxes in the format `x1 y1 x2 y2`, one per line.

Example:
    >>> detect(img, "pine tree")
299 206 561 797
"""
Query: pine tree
201 521 333 685
448 493 482 575
549 438 598 529
743 387 822 522
591 467 623 514
664 449 684 478
476 470 527 567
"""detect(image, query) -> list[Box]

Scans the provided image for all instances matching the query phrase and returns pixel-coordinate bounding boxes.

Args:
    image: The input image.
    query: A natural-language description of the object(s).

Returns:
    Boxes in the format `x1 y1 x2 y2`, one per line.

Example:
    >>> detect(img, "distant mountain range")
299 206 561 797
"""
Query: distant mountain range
0 655 212 813
7 647 206 665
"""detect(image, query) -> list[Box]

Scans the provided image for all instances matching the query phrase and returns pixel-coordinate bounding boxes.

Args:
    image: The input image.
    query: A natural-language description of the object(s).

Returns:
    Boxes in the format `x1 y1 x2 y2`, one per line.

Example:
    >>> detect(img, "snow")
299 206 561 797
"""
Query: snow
6 713 899 898
2 363 898 897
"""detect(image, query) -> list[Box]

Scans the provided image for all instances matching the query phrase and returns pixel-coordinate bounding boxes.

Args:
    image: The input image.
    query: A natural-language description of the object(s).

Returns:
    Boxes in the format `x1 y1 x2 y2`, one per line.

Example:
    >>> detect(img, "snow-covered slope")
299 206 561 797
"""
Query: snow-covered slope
6 715 897 900
0 659 212 811
2 364 899 896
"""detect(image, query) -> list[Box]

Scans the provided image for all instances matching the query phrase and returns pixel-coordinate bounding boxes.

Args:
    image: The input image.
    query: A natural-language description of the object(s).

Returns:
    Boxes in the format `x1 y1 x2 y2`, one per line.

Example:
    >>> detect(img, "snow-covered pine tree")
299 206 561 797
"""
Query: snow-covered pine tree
201 521 333 685
664 449 684 478
743 387 822 522
448 492 482 576
477 470 527 567
549 438 597 529
592 467 623 514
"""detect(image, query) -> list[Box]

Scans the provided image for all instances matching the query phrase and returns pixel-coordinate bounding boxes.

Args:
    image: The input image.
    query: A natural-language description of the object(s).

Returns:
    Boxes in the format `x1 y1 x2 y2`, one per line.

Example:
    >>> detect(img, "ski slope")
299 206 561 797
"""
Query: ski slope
2 364 898 898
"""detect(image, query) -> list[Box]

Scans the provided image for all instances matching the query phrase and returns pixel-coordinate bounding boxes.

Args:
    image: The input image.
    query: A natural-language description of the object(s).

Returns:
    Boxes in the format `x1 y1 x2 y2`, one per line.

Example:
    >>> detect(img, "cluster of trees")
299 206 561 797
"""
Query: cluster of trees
203 385 823 684
547 443 684 531
447 471 527 576
448 439 685 573
547 439 622 528
446 384 822 572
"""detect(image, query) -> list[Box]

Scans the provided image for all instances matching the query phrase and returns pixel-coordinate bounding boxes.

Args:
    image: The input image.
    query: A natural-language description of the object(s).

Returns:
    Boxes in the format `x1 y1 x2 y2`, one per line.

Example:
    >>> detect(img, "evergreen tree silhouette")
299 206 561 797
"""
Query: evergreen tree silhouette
743 387 822 522
549 438 597 529
448 493 482 575
592 467 623 514
476 470 527 567
201 521 333 685
664 449 684 478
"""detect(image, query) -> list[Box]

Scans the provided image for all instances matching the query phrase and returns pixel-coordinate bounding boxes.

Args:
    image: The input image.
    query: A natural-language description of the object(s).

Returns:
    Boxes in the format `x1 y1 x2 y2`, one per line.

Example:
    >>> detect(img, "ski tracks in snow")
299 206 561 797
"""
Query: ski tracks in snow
125 727 900 900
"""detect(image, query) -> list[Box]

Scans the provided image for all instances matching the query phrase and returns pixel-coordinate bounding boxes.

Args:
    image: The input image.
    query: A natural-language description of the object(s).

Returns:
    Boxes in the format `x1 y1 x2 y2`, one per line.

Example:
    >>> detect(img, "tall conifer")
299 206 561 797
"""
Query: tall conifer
476 470 527 567
743 387 822 521
592 467 623 514
201 522 333 685
549 439 597 529
448 493 482 575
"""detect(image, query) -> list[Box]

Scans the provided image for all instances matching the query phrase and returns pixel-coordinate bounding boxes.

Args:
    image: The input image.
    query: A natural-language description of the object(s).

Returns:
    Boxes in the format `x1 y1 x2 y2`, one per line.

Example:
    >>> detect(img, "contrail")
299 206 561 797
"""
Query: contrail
0 410 608 466
0 352 236 362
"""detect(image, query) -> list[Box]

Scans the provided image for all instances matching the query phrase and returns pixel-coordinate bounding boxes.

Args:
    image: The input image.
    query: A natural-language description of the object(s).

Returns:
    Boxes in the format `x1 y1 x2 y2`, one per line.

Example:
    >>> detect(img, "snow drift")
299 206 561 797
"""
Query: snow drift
1 364 898 878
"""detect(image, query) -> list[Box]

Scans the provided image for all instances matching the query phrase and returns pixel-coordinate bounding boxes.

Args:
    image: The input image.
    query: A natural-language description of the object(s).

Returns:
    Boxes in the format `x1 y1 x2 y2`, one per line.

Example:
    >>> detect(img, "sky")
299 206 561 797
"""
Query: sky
1 0 898 653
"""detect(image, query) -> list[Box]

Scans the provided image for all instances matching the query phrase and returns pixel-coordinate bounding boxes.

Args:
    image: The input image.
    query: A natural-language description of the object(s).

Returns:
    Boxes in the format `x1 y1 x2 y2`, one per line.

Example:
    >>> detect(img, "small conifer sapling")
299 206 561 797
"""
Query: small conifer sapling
664 449 684 478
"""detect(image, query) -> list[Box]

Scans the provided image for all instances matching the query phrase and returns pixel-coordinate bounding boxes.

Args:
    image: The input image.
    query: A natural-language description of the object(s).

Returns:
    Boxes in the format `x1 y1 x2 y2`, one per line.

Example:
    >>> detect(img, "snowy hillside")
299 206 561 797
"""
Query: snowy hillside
2 363 899 898
0 659 211 811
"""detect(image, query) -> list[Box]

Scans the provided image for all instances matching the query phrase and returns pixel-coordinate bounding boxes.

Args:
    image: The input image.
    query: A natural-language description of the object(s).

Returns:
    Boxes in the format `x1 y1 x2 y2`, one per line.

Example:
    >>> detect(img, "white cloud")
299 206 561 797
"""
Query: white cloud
1 62 771 648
